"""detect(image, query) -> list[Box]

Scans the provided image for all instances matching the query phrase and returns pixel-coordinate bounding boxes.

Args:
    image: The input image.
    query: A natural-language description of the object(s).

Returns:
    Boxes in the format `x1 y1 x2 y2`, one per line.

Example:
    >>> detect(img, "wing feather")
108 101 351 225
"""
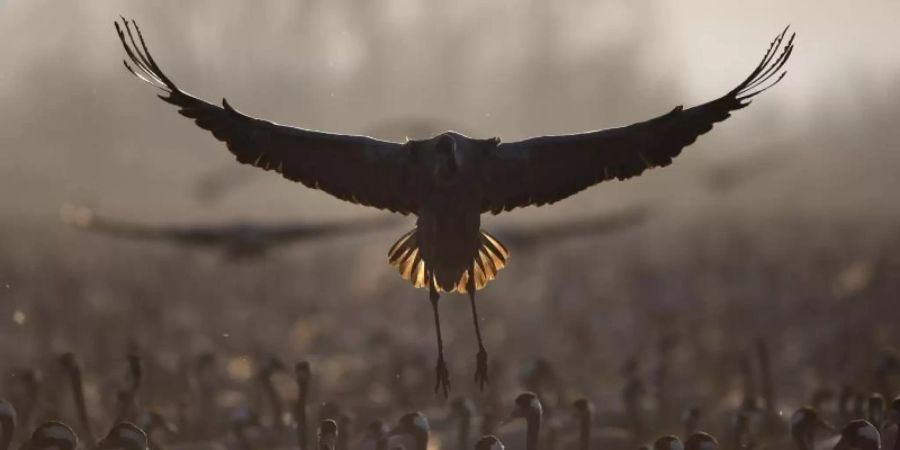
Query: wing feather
116 18 417 215
483 28 794 214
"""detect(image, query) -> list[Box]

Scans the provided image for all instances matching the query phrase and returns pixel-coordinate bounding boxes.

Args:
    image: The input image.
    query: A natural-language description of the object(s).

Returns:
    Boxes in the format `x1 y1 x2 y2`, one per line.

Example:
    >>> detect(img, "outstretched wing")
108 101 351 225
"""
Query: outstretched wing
62 205 226 246
263 216 401 243
493 204 651 249
482 28 795 214
115 18 417 215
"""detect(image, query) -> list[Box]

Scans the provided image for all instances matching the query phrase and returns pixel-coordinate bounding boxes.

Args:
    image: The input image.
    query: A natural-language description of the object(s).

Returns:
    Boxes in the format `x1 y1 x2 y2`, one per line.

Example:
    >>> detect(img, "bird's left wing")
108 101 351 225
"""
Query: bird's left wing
115 18 417 215
482 28 794 214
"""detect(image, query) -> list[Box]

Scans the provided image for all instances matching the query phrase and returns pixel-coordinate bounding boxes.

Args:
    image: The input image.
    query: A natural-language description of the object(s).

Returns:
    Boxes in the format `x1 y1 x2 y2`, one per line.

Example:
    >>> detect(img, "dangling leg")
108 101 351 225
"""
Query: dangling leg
429 272 451 397
467 265 489 390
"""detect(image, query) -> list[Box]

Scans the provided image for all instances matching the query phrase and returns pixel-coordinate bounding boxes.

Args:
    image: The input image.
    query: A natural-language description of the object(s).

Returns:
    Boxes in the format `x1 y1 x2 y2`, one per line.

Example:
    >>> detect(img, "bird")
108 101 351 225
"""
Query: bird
835 420 881 450
0 400 15 450
114 18 794 396
319 420 339 450
386 413 429 450
61 205 397 261
475 435 505 450
96 423 150 450
19 421 79 450
500 393 543 450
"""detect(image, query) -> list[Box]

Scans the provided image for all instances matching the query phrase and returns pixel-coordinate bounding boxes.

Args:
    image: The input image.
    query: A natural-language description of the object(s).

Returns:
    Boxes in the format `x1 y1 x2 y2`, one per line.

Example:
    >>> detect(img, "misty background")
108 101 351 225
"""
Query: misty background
1 0 900 423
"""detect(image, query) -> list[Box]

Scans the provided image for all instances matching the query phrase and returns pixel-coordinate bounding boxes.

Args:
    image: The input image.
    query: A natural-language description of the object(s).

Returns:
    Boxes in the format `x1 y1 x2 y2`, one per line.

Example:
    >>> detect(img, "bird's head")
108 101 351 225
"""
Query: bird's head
22 421 79 450
509 392 543 421
97 422 149 450
432 133 462 184
572 398 595 420
426 132 498 185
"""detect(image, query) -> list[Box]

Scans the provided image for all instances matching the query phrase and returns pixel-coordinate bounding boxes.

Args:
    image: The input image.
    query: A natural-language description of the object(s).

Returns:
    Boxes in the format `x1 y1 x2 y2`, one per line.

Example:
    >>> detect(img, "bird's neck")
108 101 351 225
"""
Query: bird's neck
526 411 542 450
458 415 471 450
415 431 429 450
579 412 592 450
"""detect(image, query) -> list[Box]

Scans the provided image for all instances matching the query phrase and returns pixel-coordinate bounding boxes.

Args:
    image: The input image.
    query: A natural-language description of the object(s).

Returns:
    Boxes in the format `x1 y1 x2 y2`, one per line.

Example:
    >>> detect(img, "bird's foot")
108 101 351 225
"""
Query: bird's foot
474 347 489 390
434 356 451 398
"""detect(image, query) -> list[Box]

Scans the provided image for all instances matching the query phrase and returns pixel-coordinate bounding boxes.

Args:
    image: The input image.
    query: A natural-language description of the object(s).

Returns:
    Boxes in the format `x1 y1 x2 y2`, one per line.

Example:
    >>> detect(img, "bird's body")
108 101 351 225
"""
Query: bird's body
114 18 794 396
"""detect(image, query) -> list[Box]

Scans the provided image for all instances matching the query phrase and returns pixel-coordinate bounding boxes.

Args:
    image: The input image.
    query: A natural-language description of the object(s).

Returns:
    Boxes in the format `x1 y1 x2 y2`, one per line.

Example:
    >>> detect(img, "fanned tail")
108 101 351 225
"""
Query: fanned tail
387 229 509 293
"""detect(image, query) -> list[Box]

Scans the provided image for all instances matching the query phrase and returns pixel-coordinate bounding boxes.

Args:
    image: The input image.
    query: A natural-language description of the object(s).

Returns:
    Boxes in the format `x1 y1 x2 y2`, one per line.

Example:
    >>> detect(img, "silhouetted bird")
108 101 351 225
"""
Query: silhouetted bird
502 393 543 450
115 18 794 396
319 420 339 450
62 205 396 260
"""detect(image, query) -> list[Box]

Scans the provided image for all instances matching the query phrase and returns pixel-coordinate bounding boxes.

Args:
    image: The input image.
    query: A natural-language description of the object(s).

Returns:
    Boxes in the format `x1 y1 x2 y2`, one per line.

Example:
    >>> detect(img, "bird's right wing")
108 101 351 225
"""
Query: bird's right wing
115 18 417 215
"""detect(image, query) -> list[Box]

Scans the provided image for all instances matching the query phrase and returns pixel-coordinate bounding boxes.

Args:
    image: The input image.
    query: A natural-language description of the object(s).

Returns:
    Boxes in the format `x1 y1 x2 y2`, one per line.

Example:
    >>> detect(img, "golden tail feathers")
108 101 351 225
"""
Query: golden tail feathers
388 229 509 293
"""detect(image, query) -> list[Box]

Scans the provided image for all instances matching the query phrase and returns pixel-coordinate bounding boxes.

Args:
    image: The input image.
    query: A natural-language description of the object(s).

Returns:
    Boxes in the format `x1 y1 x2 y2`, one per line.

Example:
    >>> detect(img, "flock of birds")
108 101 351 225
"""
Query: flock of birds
1 346 898 450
